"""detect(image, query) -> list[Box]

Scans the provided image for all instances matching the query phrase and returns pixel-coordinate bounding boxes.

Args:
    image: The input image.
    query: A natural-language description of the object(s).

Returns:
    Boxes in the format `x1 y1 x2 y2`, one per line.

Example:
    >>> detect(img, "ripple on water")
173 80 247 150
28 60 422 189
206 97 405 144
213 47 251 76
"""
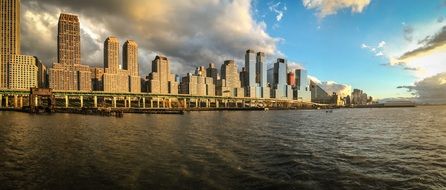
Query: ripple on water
0 107 445 189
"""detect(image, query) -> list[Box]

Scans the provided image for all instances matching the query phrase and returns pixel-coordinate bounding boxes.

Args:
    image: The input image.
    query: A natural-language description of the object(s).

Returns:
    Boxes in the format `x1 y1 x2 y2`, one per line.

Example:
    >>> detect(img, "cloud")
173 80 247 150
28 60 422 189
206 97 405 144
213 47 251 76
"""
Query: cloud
287 61 305 72
361 40 386 57
20 0 281 75
403 24 414 42
268 1 287 25
378 41 386 48
309 76 352 97
438 16 444 23
396 26 446 61
398 72 446 104
302 0 371 19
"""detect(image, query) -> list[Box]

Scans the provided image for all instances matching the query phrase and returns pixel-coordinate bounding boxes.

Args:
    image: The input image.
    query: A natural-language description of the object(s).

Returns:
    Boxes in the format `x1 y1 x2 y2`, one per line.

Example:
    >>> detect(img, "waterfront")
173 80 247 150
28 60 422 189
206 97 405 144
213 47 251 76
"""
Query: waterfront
0 106 445 189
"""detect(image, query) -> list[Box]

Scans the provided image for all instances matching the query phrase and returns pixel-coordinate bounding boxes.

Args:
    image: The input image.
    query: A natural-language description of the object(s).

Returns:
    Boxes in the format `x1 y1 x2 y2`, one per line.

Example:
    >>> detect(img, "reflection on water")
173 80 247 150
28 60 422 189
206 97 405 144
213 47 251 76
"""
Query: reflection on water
0 106 445 189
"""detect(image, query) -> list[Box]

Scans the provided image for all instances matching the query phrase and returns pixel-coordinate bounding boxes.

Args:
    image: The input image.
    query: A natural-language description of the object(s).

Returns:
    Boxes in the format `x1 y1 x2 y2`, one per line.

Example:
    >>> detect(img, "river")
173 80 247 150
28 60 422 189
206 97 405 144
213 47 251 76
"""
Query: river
0 106 445 189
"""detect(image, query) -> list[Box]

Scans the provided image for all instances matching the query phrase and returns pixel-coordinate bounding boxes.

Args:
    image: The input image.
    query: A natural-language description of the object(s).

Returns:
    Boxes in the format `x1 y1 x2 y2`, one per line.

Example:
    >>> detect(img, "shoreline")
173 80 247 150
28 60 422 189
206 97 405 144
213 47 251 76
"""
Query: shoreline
0 105 419 117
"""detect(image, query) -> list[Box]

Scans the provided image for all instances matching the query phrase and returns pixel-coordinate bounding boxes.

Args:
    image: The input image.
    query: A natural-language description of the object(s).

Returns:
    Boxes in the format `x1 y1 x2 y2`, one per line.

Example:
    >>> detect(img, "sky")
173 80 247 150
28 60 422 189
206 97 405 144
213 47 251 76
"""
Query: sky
20 0 446 103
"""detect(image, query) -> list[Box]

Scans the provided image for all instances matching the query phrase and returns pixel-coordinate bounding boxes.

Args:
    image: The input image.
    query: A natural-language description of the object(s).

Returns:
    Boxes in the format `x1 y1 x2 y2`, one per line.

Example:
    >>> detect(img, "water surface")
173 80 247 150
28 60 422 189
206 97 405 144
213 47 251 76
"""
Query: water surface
0 106 445 189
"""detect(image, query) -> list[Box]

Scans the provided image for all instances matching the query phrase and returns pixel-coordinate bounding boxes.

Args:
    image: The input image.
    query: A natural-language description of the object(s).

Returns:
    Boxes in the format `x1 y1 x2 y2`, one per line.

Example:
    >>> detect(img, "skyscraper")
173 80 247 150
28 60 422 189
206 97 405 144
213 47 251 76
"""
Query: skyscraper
103 36 126 92
295 69 311 102
49 13 91 91
104 36 119 74
270 58 292 99
123 40 140 93
147 55 178 94
256 52 269 98
1 0 38 90
57 13 80 66
217 60 243 97
206 63 218 83
243 50 269 98
0 0 20 56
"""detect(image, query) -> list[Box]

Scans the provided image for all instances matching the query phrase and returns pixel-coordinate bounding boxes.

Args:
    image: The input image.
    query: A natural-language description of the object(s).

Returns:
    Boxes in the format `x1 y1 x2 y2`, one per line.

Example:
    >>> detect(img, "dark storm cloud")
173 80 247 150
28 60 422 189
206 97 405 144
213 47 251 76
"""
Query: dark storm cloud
398 72 446 104
20 0 280 75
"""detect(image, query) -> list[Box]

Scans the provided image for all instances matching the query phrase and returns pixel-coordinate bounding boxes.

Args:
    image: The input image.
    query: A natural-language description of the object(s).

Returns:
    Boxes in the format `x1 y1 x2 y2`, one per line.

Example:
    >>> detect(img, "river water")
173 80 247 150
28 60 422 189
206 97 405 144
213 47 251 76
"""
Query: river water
0 106 445 189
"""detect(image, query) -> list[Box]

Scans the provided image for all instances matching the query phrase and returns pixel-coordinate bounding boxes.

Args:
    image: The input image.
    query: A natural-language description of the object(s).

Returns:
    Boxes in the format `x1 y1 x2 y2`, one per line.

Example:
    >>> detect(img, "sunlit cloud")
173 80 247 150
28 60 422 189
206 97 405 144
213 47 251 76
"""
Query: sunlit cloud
302 0 371 19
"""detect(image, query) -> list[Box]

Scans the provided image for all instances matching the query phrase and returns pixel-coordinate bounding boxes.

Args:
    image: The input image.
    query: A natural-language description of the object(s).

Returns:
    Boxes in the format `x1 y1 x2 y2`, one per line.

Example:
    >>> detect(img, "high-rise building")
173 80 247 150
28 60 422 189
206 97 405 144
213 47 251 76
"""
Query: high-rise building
57 13 80 66
195 66 206 77
104 36 119 74
206 63 218 83
49 13 91 91
1 0 38 90
245 49 256 87
217 60 243 97
180 72 215 96
90 67 103 91
294 69 311 102
147 55 178 94
287 71 295 87
103 37 126 92
243 50 269 98
102 38 141 93
123 40 140 93
269 58 292 99
36 58 47 88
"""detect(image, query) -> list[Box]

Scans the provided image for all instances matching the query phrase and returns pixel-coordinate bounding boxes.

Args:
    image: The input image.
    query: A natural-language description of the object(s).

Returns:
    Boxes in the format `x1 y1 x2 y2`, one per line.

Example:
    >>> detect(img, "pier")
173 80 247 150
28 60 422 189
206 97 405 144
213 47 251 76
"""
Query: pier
0 88 319 115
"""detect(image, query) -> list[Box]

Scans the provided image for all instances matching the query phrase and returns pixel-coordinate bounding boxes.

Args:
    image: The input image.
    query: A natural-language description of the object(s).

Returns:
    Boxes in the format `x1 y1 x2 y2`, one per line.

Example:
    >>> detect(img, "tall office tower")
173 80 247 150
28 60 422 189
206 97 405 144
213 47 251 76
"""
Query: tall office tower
103 36 120 92
217 60 243 97
270 58 292 99
123 40 140 93
0 0 20 56
206 63 218 83
147 55 178 94
0 0 38 89
57 13 80 66
256 52 269 98
244 49 256 87
104 37 119 74
49 13 91 91
294 69 311 102
243 50 269 98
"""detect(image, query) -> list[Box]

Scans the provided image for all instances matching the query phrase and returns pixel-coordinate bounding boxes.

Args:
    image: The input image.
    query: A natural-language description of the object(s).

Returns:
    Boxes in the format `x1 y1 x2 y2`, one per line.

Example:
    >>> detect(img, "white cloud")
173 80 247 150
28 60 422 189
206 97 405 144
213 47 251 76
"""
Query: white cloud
378 41 386 48
309 76 352 97
361 40 386 57
268 1 287 22
302 0 371 19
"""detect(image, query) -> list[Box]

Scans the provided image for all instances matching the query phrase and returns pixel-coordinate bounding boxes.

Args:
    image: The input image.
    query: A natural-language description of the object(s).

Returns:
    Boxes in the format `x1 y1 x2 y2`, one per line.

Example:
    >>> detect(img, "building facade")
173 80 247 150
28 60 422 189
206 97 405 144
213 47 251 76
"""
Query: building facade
49 13 91 91
1 0 39 90
243 50 269 98
123 40 140 93
206 63 218 84
294 69 311 102
217 60 243 97
147 55 178 94
269 58 292 99
180 71 215 96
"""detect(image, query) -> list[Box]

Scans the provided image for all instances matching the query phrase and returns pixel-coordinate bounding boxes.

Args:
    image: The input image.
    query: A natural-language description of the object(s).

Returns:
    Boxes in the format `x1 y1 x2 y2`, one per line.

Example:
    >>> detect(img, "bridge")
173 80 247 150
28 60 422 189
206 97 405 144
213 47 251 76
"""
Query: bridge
0 88 316 110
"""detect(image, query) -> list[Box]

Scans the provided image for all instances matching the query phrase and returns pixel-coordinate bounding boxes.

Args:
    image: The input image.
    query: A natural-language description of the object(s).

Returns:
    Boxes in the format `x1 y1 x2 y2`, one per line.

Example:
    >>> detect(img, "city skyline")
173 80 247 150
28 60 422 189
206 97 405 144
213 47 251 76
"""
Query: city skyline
9 0 446 103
